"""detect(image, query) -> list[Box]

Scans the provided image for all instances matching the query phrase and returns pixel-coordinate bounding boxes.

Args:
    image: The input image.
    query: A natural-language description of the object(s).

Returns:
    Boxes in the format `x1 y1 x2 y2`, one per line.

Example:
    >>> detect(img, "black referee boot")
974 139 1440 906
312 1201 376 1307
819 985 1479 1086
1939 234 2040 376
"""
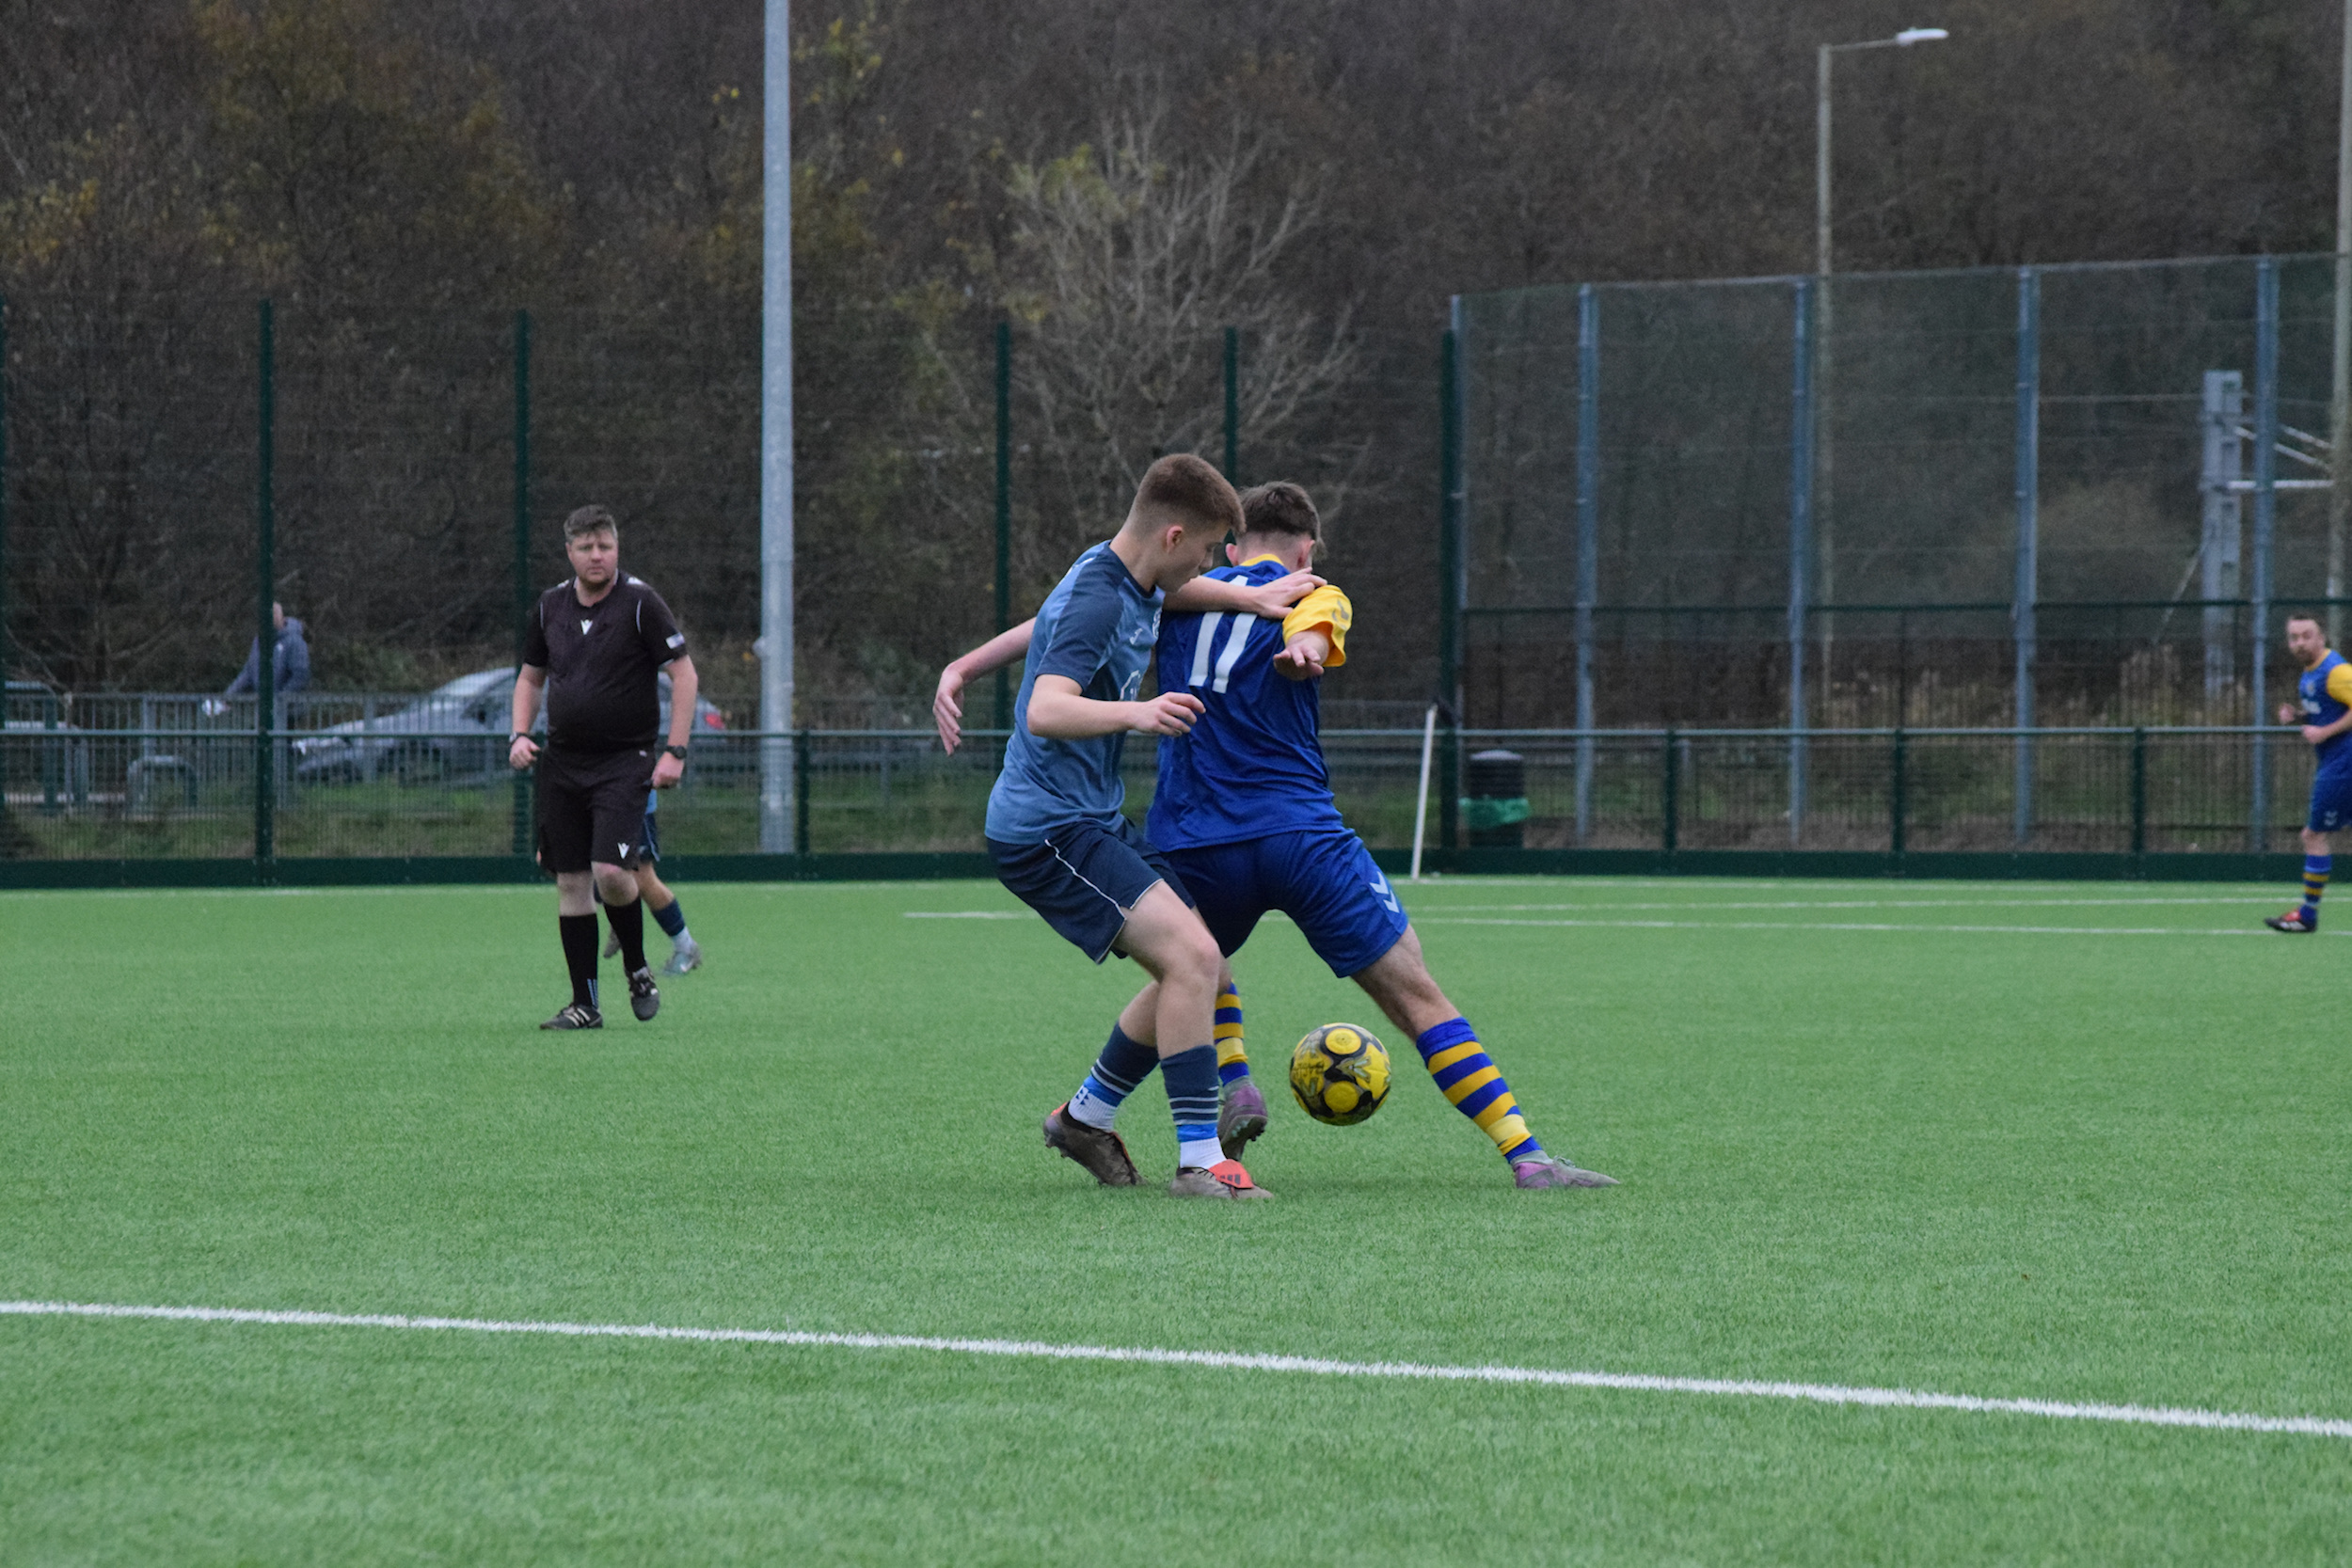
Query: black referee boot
627 967 660 1022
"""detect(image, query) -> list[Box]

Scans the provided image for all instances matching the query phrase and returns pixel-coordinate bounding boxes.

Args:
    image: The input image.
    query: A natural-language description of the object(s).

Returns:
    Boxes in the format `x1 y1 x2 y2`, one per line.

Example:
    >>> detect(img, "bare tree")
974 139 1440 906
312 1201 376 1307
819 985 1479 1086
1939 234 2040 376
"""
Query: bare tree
995 92 1357 573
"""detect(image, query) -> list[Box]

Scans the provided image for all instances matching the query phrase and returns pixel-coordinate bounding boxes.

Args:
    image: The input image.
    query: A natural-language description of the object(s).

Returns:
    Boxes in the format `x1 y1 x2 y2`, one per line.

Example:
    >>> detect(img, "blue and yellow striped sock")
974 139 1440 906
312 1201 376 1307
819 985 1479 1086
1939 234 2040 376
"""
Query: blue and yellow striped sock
1414 1017 1542 1165
2303 855 2330 924
1215 981 1250 1085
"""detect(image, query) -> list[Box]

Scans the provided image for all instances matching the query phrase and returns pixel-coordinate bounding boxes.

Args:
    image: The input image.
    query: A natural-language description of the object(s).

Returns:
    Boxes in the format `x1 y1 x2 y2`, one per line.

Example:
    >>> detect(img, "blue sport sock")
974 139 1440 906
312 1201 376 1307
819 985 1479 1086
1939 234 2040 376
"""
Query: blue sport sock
651 897 687 940
1161 1043 1223 1168
1215 980 1249 1085
1414 1016 1544 1165
1068 1024 1159 1130
2302 856 2329 922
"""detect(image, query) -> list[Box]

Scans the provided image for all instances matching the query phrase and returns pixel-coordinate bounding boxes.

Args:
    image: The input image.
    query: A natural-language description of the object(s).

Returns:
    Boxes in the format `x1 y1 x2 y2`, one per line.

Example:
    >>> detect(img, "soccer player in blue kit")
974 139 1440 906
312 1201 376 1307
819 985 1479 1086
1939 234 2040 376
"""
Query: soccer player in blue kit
2265 613 2352 932
939 481 1614 1190
970 453 1314 1200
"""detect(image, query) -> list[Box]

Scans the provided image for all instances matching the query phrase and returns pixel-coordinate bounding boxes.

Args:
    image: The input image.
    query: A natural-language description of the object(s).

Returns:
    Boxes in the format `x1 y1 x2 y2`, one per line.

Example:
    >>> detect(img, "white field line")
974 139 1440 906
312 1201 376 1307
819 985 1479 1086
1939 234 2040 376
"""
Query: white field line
1416 917 2322 938
904 911 1031 919
3 1299 2344 1441
1422 897 2280 912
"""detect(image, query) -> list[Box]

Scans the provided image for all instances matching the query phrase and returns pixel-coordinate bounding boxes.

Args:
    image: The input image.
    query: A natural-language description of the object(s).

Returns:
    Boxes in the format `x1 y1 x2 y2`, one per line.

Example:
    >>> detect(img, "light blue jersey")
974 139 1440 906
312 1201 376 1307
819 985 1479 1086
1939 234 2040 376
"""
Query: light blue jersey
985 543 1164 842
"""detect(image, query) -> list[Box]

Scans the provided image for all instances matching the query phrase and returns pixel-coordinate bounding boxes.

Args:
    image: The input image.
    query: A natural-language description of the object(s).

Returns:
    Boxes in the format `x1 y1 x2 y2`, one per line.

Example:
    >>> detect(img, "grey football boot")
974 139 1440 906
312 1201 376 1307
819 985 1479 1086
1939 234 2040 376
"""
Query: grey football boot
1216 1078 1269 1160
1511 1151 1618 1190
1043 1103 1139 1186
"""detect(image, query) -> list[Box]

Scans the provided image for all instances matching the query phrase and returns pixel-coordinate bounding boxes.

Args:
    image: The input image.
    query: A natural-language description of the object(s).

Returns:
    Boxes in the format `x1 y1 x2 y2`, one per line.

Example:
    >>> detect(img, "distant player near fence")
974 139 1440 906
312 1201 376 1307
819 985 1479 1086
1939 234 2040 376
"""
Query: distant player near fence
2265 614 2352 934
508 505 701 1026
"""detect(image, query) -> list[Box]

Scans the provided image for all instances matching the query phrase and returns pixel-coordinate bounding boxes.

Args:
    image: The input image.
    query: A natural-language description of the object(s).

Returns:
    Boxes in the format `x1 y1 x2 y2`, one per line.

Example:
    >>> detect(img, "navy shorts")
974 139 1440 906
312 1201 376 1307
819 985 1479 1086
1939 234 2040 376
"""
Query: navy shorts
1163 829 1409 979
987 816 1194 964
2311 770 2352 832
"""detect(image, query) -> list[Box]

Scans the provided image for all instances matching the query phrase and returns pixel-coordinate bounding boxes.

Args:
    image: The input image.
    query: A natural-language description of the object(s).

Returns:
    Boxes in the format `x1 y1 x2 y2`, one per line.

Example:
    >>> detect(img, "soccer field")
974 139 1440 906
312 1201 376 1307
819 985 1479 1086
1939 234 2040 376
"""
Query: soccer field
3 875 2346 1563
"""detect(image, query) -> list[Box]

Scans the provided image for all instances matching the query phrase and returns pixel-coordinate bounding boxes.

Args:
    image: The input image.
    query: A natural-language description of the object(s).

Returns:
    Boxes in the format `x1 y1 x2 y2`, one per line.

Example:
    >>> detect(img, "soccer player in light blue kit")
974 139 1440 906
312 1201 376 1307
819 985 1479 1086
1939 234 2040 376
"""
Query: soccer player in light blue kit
941 482 1613 1190
2265 613 2352 932
971 453 1302 1199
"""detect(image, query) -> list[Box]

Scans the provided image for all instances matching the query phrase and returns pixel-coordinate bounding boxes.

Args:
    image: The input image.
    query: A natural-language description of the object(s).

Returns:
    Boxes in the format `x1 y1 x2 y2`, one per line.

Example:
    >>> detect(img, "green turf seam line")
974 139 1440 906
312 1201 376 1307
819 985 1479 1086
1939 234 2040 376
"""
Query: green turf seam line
6 1300 2345 1440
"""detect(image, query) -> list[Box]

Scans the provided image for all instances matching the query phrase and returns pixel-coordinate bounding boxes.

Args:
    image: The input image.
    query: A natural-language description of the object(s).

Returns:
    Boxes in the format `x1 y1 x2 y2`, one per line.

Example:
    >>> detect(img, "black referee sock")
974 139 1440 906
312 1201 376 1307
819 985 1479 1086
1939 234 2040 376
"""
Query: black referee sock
559 913 601 1009
605 896 649 974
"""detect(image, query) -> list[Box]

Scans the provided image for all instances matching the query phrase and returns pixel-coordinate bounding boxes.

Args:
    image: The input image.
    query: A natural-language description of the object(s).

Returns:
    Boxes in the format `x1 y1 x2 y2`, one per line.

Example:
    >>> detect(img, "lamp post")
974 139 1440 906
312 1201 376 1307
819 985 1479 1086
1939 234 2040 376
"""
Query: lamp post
2329 0 2351 645
1814 25 1947 723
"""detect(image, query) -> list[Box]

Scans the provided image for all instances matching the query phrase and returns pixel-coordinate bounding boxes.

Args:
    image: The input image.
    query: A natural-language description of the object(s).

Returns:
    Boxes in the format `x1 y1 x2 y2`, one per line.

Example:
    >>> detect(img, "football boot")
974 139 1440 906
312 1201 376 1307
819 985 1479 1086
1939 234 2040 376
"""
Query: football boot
1511 1152 1618 1190
661 935 704 975
627 967 660 1021
541 1002 603 1030
1168 1159 1272 1199
1043 1103 1139 1186
1216 1078 1269 1160
601 927 623 959
2265 909 2318 933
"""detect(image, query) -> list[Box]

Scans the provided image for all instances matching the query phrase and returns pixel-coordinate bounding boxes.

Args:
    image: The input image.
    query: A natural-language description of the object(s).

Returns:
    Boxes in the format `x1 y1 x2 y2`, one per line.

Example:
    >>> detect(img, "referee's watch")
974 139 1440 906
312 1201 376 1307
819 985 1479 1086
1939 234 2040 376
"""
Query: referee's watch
662 743 690 761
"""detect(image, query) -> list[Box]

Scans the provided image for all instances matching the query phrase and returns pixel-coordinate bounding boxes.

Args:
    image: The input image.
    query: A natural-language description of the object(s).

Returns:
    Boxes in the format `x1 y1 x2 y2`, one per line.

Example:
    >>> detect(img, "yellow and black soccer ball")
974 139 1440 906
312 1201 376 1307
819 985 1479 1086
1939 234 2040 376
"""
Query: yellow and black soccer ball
1288 1022 1391 1127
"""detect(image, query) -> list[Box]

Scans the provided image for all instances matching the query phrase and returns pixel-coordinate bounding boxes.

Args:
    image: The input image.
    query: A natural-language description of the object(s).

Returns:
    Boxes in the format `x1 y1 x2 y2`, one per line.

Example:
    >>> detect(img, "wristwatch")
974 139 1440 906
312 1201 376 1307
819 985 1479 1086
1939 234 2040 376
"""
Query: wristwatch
662 744 690 760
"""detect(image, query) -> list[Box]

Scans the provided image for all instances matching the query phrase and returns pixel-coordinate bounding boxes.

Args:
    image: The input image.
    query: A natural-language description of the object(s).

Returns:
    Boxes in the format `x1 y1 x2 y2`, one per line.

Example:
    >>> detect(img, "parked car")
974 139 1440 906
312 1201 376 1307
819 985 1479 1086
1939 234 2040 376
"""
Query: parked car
293 668 723 784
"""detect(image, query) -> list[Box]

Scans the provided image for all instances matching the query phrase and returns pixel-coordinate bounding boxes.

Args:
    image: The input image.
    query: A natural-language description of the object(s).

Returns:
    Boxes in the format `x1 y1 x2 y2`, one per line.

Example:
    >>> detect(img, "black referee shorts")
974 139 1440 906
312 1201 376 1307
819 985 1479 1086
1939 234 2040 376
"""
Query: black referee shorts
537 747 656 874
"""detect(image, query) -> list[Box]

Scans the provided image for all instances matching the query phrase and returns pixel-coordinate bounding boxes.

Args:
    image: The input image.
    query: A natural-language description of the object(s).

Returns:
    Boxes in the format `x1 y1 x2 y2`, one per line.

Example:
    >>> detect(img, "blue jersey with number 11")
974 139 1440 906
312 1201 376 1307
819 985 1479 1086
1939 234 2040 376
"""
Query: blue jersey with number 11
1147 557 1353 851
2300 649 2352 777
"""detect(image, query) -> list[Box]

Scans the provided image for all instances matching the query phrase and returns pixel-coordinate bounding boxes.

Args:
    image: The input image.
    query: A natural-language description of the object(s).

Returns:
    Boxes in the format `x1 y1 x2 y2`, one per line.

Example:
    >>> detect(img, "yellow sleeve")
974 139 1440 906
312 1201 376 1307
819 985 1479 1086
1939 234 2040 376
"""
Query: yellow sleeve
2327 663 2352 707
1281 586 1353 668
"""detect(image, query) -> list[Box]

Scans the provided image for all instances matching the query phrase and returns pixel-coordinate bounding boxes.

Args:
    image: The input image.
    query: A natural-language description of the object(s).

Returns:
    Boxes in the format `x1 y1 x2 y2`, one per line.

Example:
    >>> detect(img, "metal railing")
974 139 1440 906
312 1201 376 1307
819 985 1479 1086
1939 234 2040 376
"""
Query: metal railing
0 724 2325 863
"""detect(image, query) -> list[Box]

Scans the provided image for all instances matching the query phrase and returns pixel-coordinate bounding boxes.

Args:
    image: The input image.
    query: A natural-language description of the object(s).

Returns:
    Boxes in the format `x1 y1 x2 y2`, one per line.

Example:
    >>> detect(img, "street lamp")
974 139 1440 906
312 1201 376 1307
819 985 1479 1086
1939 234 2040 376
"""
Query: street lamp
1818 27 1949 277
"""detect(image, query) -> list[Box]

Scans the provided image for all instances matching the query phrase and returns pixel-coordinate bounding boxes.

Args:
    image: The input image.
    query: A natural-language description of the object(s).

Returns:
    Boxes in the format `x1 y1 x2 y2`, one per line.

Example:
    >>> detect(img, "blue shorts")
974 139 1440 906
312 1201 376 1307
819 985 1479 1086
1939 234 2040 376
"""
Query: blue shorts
987 816 1194 964
636 790 662 863
2311 770 2352 833
1163 829 1409 979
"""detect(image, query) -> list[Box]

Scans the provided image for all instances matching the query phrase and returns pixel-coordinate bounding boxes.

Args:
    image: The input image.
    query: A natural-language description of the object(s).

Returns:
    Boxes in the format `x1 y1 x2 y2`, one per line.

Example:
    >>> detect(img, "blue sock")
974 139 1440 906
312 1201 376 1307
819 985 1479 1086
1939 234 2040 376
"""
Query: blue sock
1215 980 1249 1085
1161 1043 1223 1168
2303 856 2329 923
1415 1016 1545 1165
651 897 687 940
1068 1023 1159 1130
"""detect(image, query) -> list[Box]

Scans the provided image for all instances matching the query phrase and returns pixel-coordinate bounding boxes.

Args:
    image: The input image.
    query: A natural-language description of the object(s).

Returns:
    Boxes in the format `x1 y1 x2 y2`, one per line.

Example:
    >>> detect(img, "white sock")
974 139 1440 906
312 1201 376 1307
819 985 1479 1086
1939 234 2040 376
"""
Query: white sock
1068 1084 1120 1130
675 927 693 945
1177 1134 1223 1170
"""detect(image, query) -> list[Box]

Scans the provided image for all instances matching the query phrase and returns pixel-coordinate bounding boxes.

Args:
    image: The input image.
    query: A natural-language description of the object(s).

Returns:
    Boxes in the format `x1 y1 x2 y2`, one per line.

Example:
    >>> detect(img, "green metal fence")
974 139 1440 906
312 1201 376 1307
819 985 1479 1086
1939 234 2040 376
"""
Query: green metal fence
0 724 2324 870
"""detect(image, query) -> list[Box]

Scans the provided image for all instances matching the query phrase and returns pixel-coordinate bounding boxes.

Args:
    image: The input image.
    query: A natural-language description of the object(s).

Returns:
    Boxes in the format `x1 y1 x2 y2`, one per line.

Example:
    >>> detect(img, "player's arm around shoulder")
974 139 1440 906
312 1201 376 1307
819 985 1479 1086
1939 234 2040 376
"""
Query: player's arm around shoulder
1167 568 1323 620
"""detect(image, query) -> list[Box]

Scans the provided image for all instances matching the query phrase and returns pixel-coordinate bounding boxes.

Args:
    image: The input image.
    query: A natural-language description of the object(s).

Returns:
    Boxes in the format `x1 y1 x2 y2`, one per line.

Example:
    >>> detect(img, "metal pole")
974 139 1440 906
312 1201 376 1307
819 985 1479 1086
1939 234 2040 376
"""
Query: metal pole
0 293 8 686
2332 0 2352 644
758 0 796 853
1438 307 1467 849
1816 44 1834 279
1574 283 1599 845
2013 267 2041 847
2130 726 2148 856
512 309 533 857
1788 278 1815 843
1661 727 1679 853
793 728 811 856
254 298 276 872
1889 728 1907 855
1410 703 1437 881
1222 325 1240 483
2253 256 2280 850
993 320 1012 735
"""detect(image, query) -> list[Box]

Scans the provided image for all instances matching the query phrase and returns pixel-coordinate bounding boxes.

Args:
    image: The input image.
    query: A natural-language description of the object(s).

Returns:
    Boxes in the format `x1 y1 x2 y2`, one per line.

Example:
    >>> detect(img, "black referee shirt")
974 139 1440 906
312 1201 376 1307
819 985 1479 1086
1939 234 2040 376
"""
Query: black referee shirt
522 575 688 752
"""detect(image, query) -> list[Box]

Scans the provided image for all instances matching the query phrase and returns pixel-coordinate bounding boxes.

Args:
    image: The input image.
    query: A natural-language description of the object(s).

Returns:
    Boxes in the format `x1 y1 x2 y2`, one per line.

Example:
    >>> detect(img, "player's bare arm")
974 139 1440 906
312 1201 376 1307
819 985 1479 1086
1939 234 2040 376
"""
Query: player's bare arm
935 619 1038 753
1272 626 1332 682
1166 570 1322 620
652 655 697 788
509 664 548 768
1025 674 1203 739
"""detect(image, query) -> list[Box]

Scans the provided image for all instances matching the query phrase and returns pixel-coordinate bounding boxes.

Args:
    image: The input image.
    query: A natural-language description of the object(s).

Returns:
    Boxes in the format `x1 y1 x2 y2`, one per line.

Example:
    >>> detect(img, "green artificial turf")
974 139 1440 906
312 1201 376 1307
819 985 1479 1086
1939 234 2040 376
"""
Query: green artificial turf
3 876 2347 1563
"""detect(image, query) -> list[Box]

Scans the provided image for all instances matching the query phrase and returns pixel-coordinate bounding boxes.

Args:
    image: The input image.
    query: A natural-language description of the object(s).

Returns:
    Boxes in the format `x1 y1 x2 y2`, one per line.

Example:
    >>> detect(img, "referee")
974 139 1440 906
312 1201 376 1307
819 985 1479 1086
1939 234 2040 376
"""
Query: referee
509 504 699 1029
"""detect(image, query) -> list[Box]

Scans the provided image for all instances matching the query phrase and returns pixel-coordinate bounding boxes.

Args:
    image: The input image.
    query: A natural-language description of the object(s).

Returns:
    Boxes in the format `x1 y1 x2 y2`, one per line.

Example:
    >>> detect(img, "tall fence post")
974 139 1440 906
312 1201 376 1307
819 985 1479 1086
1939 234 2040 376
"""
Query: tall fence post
1222 325 1240 483
1661 728 1679 854
2013 266 2041 847
993 321 1012 735
511 309 533 857
253 298 277 875
2251 256 2280 851
1438 306 1467 849
2130 726 2148 857
1788 278 1814 843
1574 283 1600 845
1889 728 1907 855
793 728 811 856
0 293 8 687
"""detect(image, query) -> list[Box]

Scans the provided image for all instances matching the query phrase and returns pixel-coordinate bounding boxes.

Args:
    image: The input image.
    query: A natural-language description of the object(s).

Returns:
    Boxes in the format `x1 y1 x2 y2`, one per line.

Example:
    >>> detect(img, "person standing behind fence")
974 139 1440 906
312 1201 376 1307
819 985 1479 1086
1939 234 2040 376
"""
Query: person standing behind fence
508 505 699 1028
210 602 310 715
2265 614 2352 933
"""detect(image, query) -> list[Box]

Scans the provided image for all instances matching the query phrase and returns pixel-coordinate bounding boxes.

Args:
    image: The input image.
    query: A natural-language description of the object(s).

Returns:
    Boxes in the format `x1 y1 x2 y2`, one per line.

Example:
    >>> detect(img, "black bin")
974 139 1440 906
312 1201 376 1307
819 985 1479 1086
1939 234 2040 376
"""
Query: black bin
1465 749 1530 848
